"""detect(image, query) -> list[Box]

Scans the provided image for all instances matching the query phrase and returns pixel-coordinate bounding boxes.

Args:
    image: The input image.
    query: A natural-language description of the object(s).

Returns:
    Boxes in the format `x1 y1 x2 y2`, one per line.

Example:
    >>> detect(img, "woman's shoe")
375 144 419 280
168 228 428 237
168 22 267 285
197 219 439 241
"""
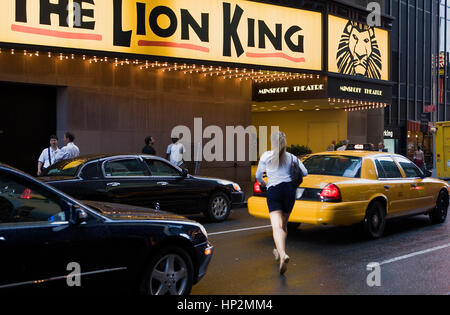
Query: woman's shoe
279 255 290 275
273 248 280 262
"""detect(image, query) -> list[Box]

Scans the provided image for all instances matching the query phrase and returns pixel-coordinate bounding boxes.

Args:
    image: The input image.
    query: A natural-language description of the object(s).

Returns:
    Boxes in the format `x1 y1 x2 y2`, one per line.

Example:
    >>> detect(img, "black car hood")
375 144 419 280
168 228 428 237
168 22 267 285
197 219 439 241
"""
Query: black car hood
189 175 227 183
82 200 193 223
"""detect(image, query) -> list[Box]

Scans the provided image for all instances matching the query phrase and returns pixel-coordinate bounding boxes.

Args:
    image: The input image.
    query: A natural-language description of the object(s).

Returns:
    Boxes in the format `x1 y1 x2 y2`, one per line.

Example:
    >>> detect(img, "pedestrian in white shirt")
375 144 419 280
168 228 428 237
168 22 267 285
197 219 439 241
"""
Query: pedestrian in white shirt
337 139 349 151
255 131 308 275
166 137 186 167
37 135 60 176
54 132 80 163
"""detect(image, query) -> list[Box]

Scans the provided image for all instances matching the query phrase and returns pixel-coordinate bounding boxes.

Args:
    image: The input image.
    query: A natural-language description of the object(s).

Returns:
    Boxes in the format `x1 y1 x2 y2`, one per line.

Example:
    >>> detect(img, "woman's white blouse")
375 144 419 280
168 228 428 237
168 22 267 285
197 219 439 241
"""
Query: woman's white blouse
256 151 308 188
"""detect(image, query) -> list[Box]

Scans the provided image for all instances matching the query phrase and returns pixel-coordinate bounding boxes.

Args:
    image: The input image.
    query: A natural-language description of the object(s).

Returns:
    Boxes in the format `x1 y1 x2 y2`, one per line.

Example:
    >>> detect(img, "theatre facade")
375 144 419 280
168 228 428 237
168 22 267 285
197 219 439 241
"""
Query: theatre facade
0 0 392 184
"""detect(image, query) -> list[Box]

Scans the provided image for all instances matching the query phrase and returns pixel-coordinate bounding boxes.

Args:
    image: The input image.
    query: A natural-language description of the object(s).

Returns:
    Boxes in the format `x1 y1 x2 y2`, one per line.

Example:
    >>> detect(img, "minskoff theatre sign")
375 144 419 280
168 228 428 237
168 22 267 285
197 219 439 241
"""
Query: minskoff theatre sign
0 0 323 71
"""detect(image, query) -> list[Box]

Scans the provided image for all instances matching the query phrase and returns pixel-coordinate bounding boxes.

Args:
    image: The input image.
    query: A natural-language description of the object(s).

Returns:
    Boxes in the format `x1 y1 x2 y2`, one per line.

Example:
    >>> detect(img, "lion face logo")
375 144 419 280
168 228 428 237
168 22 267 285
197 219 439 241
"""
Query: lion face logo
336 21 382 79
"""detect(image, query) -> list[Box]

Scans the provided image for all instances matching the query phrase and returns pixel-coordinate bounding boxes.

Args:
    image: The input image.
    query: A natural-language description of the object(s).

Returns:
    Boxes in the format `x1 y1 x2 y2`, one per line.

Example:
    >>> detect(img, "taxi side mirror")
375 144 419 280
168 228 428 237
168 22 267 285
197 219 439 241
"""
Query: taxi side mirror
422 170 432 178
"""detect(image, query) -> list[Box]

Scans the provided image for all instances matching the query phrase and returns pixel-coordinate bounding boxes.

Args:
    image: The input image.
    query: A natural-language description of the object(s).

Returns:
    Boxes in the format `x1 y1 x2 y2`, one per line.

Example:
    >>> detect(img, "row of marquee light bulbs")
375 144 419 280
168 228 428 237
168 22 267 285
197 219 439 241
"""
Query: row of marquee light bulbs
328 98 389 112
2 48 389 111
3 48 321 83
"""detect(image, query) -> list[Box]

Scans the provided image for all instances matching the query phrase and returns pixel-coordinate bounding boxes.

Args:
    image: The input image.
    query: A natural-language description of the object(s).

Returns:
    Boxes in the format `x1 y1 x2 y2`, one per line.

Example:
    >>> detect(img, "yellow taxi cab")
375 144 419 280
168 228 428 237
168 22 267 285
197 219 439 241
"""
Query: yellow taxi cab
248 149 449 238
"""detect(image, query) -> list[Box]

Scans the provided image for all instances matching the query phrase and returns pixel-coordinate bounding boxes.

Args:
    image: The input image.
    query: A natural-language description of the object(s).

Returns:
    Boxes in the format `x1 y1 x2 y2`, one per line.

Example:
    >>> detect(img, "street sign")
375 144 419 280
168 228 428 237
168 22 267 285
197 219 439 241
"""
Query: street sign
424 105 436 113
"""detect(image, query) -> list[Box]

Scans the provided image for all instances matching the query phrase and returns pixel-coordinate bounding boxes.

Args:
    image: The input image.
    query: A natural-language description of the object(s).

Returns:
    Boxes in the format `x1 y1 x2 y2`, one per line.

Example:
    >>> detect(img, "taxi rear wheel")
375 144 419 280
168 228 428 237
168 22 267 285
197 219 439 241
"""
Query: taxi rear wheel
429 190 448 224
363 201 386 239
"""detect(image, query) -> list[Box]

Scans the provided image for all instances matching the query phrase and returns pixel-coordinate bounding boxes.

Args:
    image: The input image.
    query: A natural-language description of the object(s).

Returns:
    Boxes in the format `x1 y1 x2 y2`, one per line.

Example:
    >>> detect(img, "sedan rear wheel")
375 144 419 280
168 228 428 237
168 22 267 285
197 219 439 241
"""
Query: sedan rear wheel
429 190 449 224
363 201 386 239
140 246 193 295
205 192 231 222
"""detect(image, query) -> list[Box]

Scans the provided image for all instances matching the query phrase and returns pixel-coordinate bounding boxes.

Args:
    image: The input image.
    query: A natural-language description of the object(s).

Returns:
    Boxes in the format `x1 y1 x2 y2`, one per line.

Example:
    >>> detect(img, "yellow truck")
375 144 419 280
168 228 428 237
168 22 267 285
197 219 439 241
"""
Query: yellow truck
435 121 450 179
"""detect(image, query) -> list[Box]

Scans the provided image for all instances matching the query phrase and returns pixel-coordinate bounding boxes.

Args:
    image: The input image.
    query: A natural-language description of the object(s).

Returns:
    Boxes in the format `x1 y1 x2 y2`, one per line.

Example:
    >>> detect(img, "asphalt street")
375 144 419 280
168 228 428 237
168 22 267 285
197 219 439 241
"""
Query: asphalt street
188 207 450 295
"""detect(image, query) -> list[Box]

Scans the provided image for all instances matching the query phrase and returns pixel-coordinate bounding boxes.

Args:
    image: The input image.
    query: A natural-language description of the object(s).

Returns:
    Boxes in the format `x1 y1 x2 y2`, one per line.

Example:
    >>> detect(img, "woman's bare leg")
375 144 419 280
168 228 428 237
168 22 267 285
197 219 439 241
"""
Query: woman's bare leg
270 211 287 259
282 212 291 234
270 211 292 274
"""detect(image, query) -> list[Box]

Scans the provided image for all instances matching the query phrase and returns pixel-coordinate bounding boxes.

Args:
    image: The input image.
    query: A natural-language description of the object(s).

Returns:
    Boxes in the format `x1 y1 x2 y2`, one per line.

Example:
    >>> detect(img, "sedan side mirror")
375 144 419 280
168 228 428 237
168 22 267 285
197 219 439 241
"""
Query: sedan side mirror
69 205 88 225
181 169 188 177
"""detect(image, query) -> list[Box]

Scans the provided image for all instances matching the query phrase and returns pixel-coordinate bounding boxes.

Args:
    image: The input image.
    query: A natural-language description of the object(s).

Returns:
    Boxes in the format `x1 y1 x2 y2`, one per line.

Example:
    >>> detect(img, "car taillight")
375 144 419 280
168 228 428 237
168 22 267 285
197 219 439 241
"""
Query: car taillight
254 180 262 194
320 184 341 201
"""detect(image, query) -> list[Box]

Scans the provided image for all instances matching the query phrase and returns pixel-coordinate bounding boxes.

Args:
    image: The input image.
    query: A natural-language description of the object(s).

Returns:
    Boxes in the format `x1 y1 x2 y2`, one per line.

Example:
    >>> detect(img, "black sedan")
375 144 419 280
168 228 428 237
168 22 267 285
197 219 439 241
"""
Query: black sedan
0 163 213 295
40 154 245 222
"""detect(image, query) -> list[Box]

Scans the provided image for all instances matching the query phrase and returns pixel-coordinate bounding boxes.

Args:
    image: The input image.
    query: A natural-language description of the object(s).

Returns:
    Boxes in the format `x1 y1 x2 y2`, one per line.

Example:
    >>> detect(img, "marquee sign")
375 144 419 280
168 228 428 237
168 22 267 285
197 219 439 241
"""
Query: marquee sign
0 0 323 71
252 77 328 102
253 75 391 103
328 77 392 102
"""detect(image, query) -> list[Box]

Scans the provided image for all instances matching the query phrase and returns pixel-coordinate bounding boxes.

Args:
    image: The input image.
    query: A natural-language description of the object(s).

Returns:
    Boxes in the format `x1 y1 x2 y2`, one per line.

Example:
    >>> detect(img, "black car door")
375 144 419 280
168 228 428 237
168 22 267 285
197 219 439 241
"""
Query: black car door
0 224 19 288
0 170 73 289
68 160 105 201
0 169 121 293
142 157 202 211
100 157 161 207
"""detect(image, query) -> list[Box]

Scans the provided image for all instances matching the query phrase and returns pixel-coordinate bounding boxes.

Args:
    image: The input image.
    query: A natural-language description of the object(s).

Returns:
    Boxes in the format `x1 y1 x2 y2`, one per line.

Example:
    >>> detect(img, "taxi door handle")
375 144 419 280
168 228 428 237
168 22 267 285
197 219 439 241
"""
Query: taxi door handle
384 185 390 190
411 183 417 188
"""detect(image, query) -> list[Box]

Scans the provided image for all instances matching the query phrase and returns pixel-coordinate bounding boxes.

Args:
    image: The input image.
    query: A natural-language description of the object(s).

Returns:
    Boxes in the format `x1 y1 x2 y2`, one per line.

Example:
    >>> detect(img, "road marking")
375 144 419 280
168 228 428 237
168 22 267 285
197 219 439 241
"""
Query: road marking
209 225 272 236
0 267 127 289
379 242 450 266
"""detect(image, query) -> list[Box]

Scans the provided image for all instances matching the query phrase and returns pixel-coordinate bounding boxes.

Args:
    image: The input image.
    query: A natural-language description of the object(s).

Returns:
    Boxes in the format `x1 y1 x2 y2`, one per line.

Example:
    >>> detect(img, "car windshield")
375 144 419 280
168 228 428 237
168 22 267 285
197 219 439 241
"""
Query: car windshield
42 158 88 177
303 155 363 178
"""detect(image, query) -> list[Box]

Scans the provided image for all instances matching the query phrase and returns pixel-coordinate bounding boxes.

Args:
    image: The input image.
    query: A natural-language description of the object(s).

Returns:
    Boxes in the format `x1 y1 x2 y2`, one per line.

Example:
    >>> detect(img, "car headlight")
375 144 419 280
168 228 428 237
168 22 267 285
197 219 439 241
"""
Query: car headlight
217 179 241 191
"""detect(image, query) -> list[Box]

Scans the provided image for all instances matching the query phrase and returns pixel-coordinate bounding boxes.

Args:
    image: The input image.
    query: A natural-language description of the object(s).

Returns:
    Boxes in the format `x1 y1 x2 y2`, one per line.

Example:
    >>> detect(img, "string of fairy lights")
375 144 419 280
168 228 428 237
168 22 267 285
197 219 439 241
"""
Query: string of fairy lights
1 48 389 112
1 48 318 82
329 98 389 112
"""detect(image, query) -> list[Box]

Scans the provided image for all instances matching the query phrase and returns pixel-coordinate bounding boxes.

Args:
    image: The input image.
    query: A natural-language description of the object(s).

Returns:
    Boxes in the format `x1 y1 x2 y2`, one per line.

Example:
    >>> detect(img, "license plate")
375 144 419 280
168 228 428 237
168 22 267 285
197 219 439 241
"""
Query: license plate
296 188 305 199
